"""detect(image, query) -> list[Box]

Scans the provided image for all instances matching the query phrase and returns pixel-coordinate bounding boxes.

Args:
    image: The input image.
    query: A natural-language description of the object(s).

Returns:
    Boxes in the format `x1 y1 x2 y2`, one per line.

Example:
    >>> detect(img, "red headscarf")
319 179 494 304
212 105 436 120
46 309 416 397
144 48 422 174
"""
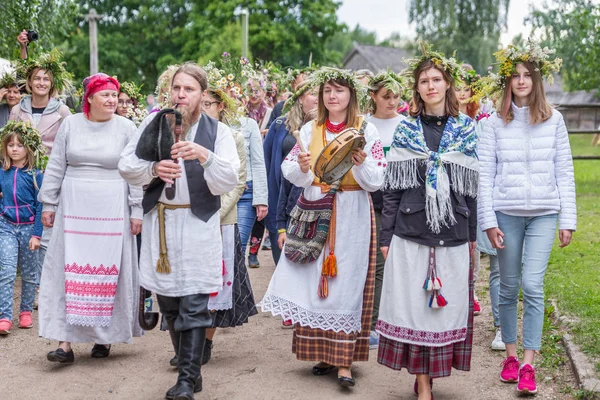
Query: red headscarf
82 74 120 116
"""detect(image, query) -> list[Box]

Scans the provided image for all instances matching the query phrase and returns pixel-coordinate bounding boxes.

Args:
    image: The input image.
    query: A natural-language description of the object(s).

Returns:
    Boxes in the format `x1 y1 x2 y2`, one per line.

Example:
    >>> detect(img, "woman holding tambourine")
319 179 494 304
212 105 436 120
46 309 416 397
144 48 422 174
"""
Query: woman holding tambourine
260 67 386 388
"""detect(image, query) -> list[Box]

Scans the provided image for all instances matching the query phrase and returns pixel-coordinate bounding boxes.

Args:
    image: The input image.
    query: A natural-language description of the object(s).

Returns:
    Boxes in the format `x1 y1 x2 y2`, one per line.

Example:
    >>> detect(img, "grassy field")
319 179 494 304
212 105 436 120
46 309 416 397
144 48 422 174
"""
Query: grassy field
545 134 600 367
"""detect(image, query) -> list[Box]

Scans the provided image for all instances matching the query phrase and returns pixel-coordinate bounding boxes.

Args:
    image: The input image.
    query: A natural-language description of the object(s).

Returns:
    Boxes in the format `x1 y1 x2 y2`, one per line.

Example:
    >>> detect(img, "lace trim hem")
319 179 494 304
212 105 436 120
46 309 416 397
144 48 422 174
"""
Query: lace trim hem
259 293 362 334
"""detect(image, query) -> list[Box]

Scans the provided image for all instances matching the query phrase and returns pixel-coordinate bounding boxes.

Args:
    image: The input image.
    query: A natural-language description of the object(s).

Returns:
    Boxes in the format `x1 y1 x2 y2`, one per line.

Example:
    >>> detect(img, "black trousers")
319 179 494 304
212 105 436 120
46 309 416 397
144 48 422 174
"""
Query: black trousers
157 293 212 332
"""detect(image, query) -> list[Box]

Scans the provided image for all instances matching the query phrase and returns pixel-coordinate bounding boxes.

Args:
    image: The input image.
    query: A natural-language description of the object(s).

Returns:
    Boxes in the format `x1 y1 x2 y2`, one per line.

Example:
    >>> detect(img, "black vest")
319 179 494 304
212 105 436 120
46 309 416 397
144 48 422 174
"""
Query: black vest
142 115 221 222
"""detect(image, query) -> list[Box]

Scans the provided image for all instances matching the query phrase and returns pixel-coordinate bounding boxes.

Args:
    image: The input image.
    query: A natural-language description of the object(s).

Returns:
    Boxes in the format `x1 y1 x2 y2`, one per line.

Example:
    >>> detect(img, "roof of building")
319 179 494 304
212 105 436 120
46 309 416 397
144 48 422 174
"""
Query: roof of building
342 43 410 73
544 74 600 106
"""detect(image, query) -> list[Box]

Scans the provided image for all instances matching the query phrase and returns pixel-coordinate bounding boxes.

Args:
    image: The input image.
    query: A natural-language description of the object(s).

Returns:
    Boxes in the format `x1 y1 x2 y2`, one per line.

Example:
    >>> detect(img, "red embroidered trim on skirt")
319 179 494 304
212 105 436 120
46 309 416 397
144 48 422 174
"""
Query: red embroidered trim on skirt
376 320 467 345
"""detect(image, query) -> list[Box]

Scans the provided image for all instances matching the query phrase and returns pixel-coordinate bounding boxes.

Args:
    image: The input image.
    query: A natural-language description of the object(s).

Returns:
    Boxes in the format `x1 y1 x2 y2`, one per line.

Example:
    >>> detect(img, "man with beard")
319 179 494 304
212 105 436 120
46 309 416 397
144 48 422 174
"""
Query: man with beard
119 62 239 400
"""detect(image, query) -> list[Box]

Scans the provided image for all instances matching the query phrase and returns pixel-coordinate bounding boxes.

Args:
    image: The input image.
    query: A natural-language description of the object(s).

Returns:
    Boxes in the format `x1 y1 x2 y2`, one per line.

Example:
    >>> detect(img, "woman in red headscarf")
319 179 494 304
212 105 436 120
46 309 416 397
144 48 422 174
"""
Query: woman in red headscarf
38 74 143 364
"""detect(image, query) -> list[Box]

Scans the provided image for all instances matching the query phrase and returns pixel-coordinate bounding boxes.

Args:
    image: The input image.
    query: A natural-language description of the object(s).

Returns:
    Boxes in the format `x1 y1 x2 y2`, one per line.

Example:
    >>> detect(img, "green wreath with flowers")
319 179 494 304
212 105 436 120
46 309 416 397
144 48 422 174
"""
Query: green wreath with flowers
476 39 562 100
307 67 368 107
404 41 464 88
0 70 19 89
203 61 245 126
15 48 73 95
365 69 408 113
0 120 48 170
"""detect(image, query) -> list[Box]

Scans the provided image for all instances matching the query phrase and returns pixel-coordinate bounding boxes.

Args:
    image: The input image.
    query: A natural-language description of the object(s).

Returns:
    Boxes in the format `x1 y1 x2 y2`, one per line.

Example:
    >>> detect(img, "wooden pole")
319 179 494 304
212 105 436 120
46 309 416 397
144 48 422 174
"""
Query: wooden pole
84 8 104 75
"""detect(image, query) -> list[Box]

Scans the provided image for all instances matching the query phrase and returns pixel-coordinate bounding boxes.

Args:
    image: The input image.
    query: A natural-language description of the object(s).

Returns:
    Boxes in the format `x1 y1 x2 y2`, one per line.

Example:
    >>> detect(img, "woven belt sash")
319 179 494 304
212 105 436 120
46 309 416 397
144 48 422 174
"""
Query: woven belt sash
156 202 191 274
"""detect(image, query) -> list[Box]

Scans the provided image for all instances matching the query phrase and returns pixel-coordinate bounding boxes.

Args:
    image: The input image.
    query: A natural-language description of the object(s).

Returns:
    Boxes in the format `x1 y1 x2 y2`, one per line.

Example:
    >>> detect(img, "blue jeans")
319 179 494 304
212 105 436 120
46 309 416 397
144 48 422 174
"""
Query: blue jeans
237 181 256 257
0 217 38 320
488 254 500 327
496 212 557 350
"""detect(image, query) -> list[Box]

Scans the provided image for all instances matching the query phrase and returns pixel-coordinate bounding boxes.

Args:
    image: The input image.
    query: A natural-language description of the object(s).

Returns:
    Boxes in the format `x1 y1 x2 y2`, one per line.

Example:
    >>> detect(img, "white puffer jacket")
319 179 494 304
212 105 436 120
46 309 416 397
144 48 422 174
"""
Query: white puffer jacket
478 103 576 231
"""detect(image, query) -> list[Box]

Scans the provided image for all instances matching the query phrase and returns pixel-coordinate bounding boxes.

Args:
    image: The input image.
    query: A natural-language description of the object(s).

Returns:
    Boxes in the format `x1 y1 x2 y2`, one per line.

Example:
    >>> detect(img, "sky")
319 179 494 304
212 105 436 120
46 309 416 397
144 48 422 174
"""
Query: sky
337 0 546 46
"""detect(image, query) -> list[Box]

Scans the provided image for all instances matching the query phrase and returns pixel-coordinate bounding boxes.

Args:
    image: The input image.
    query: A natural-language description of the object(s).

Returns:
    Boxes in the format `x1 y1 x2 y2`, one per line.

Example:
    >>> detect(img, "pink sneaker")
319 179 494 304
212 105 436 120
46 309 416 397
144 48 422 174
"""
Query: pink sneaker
517 364 538 394
473 300 481 315
500 356 520 383
0 318 12 335
281 319 293 329
19 311 33 329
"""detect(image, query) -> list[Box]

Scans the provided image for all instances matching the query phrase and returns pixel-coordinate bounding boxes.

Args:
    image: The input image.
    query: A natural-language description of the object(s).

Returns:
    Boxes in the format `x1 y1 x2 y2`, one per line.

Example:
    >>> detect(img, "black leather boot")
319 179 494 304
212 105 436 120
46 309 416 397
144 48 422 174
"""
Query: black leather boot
165 327 205 400
201 339 212 365
167 320 179 368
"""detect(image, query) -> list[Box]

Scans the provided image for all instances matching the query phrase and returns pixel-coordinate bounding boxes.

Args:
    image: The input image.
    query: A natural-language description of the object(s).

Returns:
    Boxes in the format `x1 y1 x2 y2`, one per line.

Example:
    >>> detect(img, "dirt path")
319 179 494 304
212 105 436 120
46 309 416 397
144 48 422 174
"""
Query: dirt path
0 251 575 399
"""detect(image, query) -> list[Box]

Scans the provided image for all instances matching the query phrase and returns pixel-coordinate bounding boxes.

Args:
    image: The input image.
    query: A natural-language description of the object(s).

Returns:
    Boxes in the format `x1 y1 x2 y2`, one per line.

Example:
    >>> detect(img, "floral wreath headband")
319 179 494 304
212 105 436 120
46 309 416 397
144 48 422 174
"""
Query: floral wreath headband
476 39 562 100
0 120 48 170
282 79 313 115
0 70 23 90
120 81 144 104
368 69 408 96
203 61 245 126
404 41 464 88
15 48 73 95
307 67 368 105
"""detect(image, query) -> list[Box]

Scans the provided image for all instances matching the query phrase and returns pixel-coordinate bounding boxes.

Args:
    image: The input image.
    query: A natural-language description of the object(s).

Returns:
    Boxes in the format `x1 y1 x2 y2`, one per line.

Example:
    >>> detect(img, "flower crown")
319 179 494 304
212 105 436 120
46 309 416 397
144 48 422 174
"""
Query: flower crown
404 42 464 87
368 69 407 96
308 67 368 105
218 53 255 98
0 69 20 90
474 39 562 101
0 120 48 170
120 81 144 104
460 67 480 87
203 61 245 126
155 64 180 110
282 79 313 115
16 48 73 95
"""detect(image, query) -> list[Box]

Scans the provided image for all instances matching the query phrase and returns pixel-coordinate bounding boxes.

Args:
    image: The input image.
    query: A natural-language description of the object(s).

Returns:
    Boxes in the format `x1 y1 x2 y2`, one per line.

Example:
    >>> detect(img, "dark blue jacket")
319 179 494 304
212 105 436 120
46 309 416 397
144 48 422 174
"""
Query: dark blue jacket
263 116 290 232
276 174 303 231
0 166 44 237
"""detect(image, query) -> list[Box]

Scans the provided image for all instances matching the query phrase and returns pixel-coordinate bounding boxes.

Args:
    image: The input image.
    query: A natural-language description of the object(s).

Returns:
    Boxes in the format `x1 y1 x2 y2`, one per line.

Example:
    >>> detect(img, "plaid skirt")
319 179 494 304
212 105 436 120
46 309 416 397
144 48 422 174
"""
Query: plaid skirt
377 260 474 378
291 204 377 368
212 225 258 328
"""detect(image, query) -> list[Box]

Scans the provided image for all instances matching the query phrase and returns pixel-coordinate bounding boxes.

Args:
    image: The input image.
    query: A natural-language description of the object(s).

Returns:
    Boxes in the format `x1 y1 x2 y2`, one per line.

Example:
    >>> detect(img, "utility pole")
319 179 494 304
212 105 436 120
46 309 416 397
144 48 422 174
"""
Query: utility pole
84 8 104 75
241 8 249 59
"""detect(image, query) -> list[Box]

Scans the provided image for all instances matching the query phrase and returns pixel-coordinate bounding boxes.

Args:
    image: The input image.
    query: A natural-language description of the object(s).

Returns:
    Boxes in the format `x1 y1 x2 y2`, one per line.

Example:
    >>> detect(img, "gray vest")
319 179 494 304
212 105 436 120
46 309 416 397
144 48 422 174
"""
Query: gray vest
142 115 221 222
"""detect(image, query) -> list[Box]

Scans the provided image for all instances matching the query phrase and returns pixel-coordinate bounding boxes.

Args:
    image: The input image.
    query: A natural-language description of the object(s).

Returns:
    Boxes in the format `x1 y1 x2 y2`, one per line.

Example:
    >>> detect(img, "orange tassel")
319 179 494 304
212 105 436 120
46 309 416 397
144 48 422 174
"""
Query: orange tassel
322 252 337 277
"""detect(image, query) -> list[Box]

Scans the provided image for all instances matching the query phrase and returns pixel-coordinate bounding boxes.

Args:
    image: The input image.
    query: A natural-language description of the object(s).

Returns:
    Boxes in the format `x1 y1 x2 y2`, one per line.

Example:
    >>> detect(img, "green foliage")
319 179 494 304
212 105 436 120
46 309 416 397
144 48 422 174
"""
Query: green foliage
545 144 600 362
528 0 600 91
0 0 78 59
408 0 509 74
59 0 344 92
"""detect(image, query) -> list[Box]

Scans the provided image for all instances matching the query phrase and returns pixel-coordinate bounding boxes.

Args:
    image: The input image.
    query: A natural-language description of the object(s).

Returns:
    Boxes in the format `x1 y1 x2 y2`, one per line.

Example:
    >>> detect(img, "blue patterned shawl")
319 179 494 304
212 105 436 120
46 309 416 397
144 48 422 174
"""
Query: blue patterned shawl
383 113 478 233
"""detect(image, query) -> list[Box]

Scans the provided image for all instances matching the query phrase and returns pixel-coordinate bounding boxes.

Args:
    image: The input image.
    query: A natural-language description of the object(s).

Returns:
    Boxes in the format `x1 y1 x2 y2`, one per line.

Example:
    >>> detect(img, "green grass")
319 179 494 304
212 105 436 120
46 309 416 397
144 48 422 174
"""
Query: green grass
545 144 600 363
569 134 600 158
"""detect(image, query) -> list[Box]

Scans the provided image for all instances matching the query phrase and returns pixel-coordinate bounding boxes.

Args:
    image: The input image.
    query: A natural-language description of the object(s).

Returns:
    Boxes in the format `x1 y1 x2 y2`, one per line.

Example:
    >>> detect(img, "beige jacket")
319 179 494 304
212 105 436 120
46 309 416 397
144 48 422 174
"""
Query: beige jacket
220 129 247 225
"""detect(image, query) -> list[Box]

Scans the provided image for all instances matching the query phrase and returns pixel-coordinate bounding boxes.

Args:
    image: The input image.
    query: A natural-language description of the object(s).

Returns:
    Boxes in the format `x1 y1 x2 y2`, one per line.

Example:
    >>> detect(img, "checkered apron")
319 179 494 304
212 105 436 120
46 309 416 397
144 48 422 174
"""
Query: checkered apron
291 202 377 368
377 256 474 378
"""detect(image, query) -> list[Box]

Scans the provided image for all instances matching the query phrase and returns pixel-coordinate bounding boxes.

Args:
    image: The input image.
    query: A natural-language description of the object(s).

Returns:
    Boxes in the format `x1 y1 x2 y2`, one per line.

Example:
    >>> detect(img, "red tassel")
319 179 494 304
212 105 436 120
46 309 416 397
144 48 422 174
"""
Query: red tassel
436 293 447 307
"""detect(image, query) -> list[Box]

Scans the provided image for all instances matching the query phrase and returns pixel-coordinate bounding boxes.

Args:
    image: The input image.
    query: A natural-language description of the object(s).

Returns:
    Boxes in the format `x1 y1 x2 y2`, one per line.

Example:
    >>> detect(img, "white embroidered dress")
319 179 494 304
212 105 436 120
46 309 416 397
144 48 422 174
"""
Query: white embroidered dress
38 114 143 343
118 114 239 297
260 120 386 334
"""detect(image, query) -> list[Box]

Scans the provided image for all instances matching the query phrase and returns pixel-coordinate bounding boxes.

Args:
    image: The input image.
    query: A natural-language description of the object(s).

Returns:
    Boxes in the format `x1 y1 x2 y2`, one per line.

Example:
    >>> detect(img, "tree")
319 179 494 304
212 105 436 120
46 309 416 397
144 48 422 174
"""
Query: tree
528 0 600 91
0 0 78 59
60 0 345 91
409 0 509 73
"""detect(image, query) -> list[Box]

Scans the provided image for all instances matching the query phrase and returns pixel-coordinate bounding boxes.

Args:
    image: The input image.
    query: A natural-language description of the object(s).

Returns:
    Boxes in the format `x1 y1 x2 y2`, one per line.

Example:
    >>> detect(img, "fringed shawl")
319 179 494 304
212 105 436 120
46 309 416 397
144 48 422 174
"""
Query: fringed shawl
383 114 478 233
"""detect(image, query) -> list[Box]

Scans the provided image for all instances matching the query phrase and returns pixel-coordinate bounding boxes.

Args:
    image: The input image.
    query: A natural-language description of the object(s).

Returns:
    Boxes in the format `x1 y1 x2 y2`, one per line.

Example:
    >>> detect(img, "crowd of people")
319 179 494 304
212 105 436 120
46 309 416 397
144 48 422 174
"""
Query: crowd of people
0 33 577 400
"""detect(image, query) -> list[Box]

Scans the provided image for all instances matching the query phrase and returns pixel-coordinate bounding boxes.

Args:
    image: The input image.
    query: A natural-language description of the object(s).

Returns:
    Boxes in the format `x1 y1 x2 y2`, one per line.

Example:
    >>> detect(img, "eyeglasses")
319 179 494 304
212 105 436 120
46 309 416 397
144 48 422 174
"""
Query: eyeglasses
118 100 134 106
202 101 220 108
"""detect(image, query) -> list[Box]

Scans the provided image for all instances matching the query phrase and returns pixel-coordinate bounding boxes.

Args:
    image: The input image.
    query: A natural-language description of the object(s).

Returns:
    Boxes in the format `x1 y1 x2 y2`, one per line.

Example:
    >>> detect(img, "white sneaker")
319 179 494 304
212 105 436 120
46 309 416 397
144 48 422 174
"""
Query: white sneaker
491 328 506 351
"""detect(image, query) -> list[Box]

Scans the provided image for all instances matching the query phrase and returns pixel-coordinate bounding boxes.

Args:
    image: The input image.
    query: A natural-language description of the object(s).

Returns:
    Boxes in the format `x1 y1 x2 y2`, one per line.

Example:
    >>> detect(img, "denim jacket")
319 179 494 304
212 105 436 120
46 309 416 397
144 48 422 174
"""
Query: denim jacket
0 166 44 237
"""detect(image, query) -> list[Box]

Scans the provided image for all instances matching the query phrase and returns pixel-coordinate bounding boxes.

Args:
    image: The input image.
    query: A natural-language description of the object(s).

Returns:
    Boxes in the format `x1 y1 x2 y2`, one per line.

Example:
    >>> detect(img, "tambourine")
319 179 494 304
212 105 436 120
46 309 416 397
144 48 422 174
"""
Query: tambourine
314 127 366 184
